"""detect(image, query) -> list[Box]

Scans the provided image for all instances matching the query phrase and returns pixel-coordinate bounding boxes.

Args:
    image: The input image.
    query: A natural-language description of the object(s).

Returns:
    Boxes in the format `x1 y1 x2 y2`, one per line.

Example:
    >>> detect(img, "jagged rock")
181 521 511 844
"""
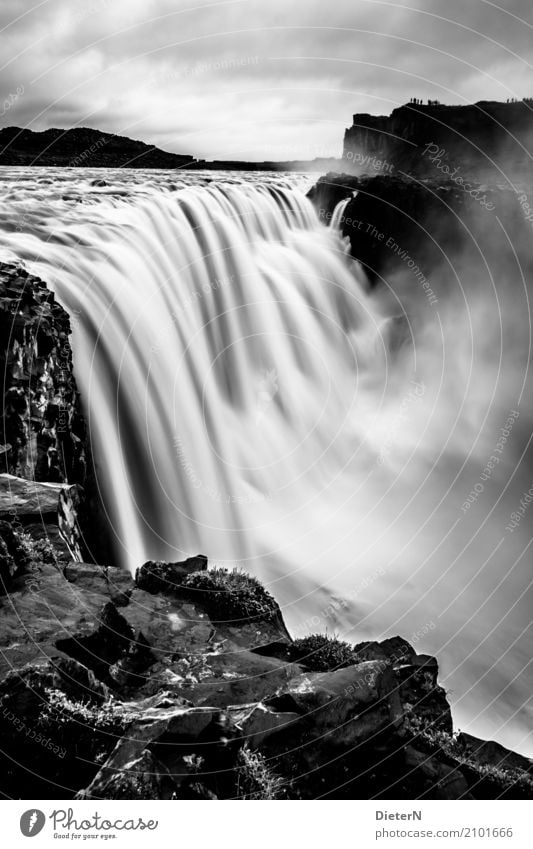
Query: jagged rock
56 601 136 682
0 533 529 799
266 661 403 747
0 517 31 588
109 631 157 690
0 550 110 678
353 636 415 664
0 657 110 718
0 473 81 560
228 702 300 748
342 101 533 180
77 700 224 799
352 637 452 733
64 562 134 606
0 262 86 484
403 745 471 799
457 733 533 775
77 749 180 800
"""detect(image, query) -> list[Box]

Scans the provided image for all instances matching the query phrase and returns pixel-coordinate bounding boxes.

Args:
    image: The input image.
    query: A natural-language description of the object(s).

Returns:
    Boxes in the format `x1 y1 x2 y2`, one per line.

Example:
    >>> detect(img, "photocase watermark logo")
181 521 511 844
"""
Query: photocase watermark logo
20 809 45 837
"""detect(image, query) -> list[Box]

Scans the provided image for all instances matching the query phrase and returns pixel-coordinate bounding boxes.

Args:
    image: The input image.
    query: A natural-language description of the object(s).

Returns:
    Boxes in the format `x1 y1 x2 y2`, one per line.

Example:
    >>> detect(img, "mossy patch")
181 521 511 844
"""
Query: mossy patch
181 567 279 623
288 633 360 671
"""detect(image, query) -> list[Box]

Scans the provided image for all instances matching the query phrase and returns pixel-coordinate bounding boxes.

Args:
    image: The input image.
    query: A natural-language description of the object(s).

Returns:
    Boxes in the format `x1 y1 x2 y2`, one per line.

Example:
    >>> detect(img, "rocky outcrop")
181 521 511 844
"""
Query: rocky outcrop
0 527 530 800
1 262 86 483
308 173 533 304
0 261 111 563
343 100 533 180
0 127 193 169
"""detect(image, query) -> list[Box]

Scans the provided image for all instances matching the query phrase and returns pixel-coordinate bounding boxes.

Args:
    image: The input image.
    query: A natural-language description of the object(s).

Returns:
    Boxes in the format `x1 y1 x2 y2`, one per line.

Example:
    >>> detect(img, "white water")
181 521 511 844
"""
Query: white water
0 167 531 757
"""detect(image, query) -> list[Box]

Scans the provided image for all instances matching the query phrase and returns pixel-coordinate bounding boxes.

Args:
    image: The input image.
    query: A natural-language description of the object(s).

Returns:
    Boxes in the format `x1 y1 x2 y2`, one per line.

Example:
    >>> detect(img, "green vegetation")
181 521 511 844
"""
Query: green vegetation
181 567 279 622
289 633 360 671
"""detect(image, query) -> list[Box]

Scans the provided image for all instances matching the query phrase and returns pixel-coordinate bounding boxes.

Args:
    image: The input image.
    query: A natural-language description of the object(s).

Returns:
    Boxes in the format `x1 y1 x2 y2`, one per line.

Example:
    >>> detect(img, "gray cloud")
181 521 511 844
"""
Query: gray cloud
1 0 533 159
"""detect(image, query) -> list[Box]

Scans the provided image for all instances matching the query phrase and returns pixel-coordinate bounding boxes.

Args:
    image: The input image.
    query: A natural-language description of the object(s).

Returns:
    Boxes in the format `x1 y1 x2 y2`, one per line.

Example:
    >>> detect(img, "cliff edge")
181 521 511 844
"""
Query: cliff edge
343 101 533 180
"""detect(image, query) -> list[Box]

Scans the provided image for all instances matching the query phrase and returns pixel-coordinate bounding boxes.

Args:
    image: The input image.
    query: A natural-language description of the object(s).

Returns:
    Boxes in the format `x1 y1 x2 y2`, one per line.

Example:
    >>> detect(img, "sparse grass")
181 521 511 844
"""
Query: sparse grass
404 712 533 796
235 746 285 799
0 521 32 586
40 689 127 763
19 533 59 567
181 567 279 622
289 633 359 671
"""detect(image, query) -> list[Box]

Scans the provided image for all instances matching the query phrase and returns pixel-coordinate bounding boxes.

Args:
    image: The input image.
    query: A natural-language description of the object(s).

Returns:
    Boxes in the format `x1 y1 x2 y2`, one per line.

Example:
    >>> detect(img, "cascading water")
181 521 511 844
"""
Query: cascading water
0 167 531 757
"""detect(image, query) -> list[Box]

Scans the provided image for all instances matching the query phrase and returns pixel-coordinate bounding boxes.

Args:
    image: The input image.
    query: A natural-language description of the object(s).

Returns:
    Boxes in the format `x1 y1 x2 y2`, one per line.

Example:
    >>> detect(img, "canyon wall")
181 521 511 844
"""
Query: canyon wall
343 101 533 180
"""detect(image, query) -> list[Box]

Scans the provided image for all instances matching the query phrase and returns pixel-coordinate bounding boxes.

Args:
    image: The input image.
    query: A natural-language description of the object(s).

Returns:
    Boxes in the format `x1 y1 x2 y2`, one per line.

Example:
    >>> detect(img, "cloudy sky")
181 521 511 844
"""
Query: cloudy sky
1 0 533 160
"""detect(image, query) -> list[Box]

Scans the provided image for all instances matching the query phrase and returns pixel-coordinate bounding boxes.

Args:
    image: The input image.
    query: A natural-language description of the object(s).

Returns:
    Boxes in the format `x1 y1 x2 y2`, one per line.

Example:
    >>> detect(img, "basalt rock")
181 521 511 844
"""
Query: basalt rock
309 173 533 313
0 535 530 799
135 554 208 594
0 260 112 564
342 100 533 181
0 262 85 484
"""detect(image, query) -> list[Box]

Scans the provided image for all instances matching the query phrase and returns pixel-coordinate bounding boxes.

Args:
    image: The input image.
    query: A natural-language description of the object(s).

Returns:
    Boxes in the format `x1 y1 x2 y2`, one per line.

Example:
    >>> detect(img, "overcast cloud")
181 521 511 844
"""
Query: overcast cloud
1 0 533 159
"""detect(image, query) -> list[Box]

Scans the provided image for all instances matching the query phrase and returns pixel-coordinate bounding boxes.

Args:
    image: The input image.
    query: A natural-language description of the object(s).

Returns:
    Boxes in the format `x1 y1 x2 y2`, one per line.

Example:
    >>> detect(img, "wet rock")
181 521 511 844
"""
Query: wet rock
56 601 136 682
64 562 134 606
0 517 31 588
267 660 403 746
0 262 86 484
135 554 208 594
79 700 224 799
403 745 471 799
0 534 528 799
228 702 300 748
77 749 180 799
0 472 82 559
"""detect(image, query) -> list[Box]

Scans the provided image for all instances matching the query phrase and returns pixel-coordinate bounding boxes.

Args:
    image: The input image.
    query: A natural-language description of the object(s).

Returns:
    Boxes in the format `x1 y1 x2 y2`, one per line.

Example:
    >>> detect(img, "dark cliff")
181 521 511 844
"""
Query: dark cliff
0 261 110 563
343 101 533 180
308 172 533 309
0 127 194 169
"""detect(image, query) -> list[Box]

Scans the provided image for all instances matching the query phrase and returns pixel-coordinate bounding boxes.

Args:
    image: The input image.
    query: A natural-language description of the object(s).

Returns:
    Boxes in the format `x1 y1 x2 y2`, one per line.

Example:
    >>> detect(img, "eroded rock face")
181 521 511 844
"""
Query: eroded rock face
0 261 113 564
0 262 86 484
310 172 533 304
342 101 533 181
0 534 529 800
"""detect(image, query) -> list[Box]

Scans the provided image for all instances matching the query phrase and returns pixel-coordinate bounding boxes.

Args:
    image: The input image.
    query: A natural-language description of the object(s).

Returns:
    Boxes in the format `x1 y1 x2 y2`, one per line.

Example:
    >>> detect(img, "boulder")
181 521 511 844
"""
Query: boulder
135 554 208 594
403 745 471 799
267 660 403 746
64 562 134 606
228 702 300 748
0 473 81 560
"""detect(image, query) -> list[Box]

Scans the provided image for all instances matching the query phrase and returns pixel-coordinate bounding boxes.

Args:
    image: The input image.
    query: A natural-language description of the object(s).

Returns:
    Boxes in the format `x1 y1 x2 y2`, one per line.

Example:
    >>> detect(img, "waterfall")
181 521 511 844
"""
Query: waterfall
329 196 353 230
0 168 531 756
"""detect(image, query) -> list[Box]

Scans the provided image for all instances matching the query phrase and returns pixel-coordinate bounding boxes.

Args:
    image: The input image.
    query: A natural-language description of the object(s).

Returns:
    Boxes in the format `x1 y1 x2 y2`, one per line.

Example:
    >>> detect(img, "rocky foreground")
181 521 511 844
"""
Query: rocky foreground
1 512 532 800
